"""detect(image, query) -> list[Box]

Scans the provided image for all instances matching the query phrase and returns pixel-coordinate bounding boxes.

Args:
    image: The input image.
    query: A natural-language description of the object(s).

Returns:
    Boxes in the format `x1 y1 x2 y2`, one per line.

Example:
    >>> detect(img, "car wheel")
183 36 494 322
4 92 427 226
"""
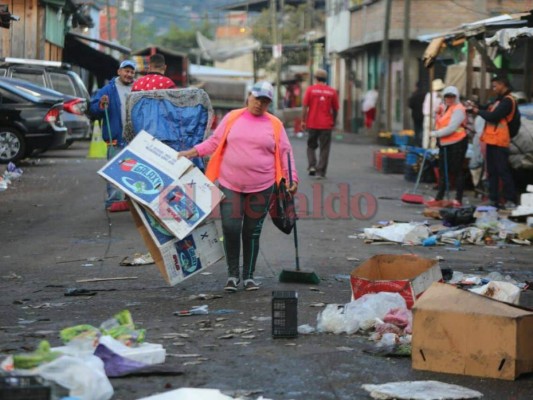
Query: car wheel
0 127 26 164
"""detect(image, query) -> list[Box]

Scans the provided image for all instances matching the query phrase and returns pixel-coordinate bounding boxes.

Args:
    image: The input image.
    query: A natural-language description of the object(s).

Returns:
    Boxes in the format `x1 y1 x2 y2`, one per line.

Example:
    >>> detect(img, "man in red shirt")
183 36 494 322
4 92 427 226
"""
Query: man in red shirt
302 68 339 178
132 53 176 92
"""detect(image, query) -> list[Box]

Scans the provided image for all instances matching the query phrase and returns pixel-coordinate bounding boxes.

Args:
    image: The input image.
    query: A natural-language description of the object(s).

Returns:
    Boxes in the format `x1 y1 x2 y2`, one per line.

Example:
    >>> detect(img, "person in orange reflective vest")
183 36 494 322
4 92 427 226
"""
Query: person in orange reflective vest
471 76 518 209
179 81 299 293
429 86 468 206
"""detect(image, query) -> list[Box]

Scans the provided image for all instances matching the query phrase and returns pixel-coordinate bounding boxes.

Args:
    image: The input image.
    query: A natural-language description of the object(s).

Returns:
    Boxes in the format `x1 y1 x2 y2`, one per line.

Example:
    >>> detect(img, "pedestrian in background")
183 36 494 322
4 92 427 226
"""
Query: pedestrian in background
178 81 298 292
361 86 379 129
409 81 425 147
423 78 445 148
132 53 176 92
471 76 519 209
428 86 468 206
90 60 136 212
302 68 339 178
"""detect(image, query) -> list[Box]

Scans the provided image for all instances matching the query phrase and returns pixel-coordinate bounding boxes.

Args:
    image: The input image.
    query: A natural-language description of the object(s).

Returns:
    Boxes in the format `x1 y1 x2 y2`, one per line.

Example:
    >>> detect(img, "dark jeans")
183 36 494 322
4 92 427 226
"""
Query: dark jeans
219 185 275 281
307 129 332 177
413 118 423 147
436 138 468 202
105 145 125 208
486 144 516 204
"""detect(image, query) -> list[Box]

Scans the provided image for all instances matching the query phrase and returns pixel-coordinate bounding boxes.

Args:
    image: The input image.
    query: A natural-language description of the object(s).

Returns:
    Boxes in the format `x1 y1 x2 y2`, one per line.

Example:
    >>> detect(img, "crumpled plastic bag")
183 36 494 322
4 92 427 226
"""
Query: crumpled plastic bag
36 355 113 400
345 293 407 332
316 304 346 334
382 307 413 334
469 281 521 304
316 293 407 334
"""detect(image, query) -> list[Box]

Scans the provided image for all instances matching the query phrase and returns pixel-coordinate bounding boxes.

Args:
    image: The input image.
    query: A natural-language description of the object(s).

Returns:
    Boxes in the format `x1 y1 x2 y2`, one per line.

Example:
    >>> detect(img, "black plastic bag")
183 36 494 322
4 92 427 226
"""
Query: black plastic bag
269 178 296 234
439 205 475 226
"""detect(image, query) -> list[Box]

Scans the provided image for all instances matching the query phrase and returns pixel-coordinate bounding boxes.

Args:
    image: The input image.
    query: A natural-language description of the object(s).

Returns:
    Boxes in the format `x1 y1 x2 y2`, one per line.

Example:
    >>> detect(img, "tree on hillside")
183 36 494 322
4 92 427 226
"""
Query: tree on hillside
158 19 213 55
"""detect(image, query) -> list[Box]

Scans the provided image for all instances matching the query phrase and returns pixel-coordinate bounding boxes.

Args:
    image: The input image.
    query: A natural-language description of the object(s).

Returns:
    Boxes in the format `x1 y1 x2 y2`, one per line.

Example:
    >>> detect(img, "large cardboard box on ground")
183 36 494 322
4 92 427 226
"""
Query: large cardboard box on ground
350 254 441 309
412 282 533 380
98 130 223 239
130 200 224 286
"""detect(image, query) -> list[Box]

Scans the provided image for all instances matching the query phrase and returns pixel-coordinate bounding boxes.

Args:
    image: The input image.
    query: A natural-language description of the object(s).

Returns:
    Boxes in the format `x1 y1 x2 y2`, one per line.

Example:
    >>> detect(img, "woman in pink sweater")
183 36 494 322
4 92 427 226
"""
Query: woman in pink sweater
180 81 298 292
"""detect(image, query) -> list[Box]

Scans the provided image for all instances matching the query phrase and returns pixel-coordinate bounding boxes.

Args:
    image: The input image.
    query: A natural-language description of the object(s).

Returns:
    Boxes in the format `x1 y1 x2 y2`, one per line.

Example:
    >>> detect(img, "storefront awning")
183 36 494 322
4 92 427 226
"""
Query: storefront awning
63 33 129 84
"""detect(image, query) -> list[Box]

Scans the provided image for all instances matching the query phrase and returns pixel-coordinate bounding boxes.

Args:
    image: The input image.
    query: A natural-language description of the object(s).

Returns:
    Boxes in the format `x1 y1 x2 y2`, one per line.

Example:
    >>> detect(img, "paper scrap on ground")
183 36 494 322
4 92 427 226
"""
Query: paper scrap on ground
120 252 155 266
361 380 483 399
363 223 430 244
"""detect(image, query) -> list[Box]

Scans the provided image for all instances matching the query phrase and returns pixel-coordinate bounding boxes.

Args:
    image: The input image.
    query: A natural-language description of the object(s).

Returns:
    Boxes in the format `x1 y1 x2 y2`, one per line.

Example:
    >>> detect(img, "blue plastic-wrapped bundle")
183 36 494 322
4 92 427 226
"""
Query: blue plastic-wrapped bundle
124 88 214 170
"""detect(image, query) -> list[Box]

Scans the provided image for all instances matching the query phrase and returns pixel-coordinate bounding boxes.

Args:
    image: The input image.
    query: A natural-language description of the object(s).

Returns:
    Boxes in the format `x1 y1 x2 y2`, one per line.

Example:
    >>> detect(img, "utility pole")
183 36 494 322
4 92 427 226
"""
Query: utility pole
271 0 281 109
376 0 392 134
127 0 135 49
105 0 112 50
402 0 411 129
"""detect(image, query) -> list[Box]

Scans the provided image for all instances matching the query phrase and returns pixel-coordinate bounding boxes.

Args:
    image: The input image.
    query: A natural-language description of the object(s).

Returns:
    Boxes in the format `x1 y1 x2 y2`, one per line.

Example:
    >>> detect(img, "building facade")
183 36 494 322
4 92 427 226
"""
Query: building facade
326 0 530 133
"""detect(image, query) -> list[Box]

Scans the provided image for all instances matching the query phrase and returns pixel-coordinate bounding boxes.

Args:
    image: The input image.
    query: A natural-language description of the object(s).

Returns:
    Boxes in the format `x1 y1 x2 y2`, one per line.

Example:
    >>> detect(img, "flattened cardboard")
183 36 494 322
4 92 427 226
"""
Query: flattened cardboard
412 282 533 380
98 130 223 239
350 254 441 309
130 200 224 286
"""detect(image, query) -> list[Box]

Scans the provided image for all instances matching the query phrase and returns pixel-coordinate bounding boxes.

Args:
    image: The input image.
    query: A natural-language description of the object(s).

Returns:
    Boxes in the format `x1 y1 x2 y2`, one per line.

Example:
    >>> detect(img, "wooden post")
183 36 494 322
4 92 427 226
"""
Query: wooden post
376 0 393 134
402 0 411 129
466 38 475 100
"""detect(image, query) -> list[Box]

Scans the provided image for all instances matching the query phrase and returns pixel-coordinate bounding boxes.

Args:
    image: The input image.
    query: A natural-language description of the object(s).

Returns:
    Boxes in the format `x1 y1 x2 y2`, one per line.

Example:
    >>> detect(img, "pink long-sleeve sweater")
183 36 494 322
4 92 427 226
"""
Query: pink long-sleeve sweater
195 109 298 193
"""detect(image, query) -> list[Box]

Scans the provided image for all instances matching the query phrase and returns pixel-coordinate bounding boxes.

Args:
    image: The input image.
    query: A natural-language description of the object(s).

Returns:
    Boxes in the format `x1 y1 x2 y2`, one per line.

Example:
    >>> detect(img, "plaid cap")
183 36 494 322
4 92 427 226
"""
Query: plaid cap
119 60 136 70
250 81 274 100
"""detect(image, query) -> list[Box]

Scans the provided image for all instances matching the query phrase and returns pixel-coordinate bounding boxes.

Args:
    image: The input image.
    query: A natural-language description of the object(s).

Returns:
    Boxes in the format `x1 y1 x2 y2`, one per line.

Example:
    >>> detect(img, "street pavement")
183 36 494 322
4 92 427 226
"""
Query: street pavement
1 134 533 399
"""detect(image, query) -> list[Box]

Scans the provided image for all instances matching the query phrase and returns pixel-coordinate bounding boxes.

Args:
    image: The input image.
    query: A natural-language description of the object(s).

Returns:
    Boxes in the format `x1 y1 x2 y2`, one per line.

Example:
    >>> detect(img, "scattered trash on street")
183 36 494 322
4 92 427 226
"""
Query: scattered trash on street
361 380 483 399
119 252 154 266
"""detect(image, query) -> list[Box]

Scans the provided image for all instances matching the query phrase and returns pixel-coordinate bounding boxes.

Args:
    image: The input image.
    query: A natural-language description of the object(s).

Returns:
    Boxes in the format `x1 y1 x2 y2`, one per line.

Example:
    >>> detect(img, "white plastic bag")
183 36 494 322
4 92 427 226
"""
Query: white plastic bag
316 304 345 334
36 355 113 400
344 292 407 331
469 281 521 304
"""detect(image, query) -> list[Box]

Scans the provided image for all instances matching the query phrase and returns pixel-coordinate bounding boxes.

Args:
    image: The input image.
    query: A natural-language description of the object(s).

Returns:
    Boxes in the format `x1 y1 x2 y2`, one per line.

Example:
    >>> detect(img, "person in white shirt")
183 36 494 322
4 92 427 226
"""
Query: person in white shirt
422 78 445 148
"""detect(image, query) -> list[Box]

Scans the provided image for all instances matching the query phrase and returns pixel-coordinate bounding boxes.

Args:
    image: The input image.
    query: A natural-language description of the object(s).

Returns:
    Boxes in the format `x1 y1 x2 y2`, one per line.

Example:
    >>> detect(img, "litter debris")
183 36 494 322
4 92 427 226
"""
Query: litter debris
64 288 98 297
362 222 431 245
188 293 223 301
297 324 315 334
76 276 138 283
361 380 483 399
2 272 22 280
137 388 234 400
469 281 521 304
350 254 442 309
174 305 209 316
120 252 155 266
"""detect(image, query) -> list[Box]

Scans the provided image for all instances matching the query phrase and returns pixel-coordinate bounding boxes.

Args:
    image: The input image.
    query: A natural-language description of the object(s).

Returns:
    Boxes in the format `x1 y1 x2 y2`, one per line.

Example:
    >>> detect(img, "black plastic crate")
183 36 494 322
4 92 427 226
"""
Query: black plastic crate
272 291 298 338
0 375 51 400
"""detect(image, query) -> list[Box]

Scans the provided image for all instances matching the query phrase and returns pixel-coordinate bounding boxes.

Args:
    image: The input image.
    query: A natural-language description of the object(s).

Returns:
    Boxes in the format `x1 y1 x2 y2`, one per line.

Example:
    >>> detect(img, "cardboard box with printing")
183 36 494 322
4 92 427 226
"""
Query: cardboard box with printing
98 130 223 240
130 200 224 286
350 254 441 309
412 282 533 380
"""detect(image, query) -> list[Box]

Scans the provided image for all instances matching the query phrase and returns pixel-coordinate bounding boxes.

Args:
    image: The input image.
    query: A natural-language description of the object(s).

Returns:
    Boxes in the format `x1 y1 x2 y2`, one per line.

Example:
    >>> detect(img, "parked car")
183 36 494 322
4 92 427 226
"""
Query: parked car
0 77 67 163
0 58 92 145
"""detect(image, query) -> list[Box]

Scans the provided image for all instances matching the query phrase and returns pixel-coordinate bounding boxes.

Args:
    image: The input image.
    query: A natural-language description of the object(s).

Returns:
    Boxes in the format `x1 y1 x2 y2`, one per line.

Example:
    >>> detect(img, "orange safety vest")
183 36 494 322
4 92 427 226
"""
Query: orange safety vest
481 94 516 148
205 108 284 184
435 102 467 145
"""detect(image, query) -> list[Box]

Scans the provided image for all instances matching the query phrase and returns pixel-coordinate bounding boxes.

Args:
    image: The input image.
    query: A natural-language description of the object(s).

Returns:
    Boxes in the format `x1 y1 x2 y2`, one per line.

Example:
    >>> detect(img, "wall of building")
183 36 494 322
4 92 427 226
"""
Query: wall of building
0 0 66 60
350 0 532 47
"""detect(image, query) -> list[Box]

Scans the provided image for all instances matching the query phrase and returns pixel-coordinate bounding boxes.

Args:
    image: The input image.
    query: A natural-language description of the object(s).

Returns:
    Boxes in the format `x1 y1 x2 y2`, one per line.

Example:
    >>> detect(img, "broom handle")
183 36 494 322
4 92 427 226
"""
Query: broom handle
412 150 427 193
288 153 300 271
104 105 114 151
443 146 449 200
